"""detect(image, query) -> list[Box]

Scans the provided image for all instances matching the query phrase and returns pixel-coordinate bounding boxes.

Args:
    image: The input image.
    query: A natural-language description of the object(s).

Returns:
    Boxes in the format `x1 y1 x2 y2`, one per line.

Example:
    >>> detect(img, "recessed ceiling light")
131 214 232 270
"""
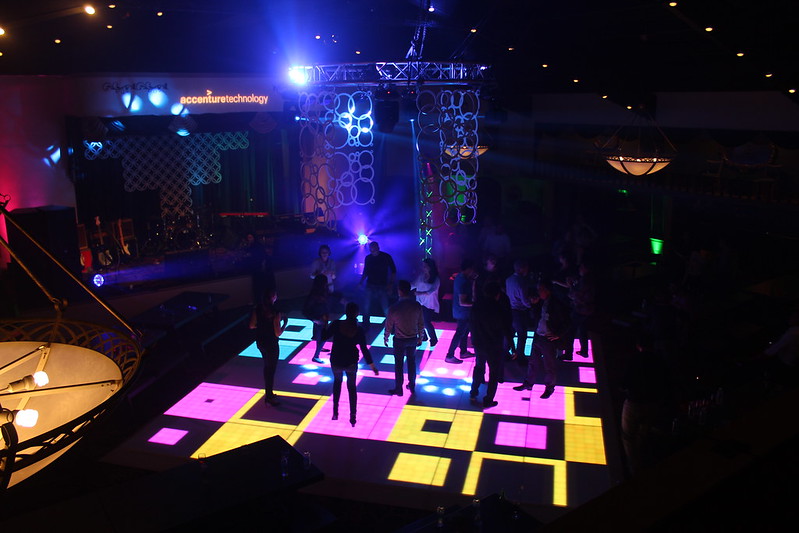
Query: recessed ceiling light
541 64 548 68
704 26 713 32
507 47 514 51
790 89 796 94
315 35 321 40
573 79 579 83
54 39 62 44
668 2 677 6
106 25 112 29
736 52 744 57
84 5 96 15
601 95 608 99
108 4 116 8
626 105 632 110
0 27 5 36
470 28 477 33
157 12 163 17
765 73 773 78
355 50 361 55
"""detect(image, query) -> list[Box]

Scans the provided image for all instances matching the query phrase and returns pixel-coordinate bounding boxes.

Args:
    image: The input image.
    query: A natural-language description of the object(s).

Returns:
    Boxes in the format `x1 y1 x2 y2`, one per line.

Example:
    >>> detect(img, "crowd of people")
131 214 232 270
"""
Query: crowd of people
246 217 798 480
248 229 600 425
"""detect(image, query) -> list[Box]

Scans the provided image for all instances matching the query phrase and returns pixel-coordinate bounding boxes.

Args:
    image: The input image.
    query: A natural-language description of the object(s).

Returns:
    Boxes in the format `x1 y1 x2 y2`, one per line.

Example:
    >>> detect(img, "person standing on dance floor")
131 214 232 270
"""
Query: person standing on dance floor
310 244 336 294
303 274 331 364
506 258 532 362
249 288 288 406
359 241 396 331
470 281 514 408
323 302 378 426
513 279 569 399
445 258 478 364
385 280 425 396
412 257 441 347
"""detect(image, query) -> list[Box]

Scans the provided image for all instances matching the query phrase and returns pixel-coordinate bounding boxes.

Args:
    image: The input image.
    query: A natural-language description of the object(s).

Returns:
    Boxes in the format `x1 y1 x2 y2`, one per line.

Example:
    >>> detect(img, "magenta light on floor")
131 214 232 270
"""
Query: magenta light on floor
302 393 404 440
579 366 597 384
164 382 259 422
495 421 548 449
148 427 189 445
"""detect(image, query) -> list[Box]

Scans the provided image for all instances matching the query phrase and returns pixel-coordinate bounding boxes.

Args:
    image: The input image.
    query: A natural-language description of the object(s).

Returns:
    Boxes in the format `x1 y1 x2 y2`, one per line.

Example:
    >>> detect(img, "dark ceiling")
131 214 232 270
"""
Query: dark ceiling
1 0 797 108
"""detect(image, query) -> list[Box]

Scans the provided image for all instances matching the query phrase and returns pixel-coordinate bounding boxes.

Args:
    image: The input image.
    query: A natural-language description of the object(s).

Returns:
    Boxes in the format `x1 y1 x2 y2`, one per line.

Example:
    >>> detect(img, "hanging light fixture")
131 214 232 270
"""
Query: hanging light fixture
0 195 142 490
600 105 677 176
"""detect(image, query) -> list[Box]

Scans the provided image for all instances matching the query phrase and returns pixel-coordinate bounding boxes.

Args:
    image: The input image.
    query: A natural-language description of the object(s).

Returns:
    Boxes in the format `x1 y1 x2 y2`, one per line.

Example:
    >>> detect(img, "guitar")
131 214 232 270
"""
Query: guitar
94 216 113 267
118 218 131 256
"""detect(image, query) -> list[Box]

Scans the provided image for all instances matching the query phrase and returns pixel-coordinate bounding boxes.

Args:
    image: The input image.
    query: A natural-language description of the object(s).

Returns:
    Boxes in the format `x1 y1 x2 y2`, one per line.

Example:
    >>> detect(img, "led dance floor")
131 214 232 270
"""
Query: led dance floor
109 315 614 510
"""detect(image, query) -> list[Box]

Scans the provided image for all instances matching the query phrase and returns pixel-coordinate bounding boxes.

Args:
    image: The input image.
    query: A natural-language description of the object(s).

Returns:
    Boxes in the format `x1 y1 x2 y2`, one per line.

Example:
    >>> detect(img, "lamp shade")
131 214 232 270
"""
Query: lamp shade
599 106 676 177
0 319 141 489
606 155 672 176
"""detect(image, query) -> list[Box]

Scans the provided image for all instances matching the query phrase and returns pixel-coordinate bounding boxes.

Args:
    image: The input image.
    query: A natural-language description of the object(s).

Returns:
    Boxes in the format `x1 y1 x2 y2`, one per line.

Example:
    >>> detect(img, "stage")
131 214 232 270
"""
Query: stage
103 312 620 517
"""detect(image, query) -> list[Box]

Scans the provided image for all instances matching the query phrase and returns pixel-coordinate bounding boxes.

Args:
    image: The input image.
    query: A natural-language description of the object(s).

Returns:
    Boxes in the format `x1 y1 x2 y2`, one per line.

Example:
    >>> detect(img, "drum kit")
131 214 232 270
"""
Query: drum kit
140 209 213 256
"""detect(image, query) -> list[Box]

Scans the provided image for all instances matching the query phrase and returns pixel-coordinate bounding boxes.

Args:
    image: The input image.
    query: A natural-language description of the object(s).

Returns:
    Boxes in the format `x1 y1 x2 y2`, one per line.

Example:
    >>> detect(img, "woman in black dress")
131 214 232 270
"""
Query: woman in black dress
249 288 288 406
323 302 378 426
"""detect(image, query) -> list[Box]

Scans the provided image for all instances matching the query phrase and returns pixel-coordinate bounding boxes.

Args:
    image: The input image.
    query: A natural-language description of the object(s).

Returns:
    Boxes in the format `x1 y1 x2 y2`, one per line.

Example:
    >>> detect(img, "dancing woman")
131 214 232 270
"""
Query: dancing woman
323 302 378 426
412 257 440 347
249 288 288 406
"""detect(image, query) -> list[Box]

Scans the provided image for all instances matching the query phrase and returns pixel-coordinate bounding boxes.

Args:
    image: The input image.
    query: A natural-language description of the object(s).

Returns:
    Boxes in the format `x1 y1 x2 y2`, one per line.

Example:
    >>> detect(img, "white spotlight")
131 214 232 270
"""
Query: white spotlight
288 67 309 85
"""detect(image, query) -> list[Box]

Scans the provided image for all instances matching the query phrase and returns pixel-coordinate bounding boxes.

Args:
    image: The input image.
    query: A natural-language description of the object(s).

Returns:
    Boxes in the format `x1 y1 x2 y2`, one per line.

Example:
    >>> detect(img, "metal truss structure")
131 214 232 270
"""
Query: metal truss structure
304 61 492 86
298 60 490 246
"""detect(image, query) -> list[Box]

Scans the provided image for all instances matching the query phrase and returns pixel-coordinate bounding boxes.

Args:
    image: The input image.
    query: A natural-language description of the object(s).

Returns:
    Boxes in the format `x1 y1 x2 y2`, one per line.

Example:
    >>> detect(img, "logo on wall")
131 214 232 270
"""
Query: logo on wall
179 90 270 106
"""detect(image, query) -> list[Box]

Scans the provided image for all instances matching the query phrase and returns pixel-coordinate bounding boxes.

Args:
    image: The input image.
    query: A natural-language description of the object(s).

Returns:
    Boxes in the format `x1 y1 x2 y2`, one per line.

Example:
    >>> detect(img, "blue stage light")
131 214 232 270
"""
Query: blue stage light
121 92 143 113
175 129 190 137
92 274 104 287
170 103 185 116
288 66 309 85
148 88 167 107
357 234 369 246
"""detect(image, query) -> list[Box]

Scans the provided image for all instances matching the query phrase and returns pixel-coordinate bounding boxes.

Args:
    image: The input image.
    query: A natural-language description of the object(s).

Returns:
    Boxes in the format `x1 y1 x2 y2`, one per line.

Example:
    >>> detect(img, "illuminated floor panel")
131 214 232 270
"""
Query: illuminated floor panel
110 314 614 509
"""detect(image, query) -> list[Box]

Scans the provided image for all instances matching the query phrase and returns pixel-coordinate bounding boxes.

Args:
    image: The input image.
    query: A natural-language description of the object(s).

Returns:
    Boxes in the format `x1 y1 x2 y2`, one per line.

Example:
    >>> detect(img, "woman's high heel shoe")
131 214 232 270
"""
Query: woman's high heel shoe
349 413 356 426
332 406 339 420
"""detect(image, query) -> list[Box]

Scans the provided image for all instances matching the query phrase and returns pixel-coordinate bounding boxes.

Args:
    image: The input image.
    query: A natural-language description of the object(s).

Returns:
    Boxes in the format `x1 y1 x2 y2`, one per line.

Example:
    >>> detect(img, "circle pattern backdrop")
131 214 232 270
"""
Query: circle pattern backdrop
415 88 481 231
299 90 375 230
83 132 249 219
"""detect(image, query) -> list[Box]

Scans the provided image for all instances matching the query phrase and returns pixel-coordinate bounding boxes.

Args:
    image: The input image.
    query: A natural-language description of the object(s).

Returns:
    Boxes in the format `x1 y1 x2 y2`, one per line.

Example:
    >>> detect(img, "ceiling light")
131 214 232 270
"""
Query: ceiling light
790 89 796 94
470 28 477 33
84 5 96 15
0 27 5 36
108 4 116 8
355 50 361 55
704 26 713 32
54 39 62 44
428 6 435 12
106 25 112 29
736 52 744 57
573 79 579 83
541 64 548 68
315 35 321 40
157 12 163 17
765 73 773 78
668 2 677 6
600 106 677 177
507 47 514 51
601 95 608 99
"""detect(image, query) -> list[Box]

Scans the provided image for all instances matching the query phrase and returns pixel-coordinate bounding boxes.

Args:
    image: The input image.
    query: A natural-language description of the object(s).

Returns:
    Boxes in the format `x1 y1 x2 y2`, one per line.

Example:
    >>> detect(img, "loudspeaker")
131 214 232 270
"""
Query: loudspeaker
6 206 83 309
